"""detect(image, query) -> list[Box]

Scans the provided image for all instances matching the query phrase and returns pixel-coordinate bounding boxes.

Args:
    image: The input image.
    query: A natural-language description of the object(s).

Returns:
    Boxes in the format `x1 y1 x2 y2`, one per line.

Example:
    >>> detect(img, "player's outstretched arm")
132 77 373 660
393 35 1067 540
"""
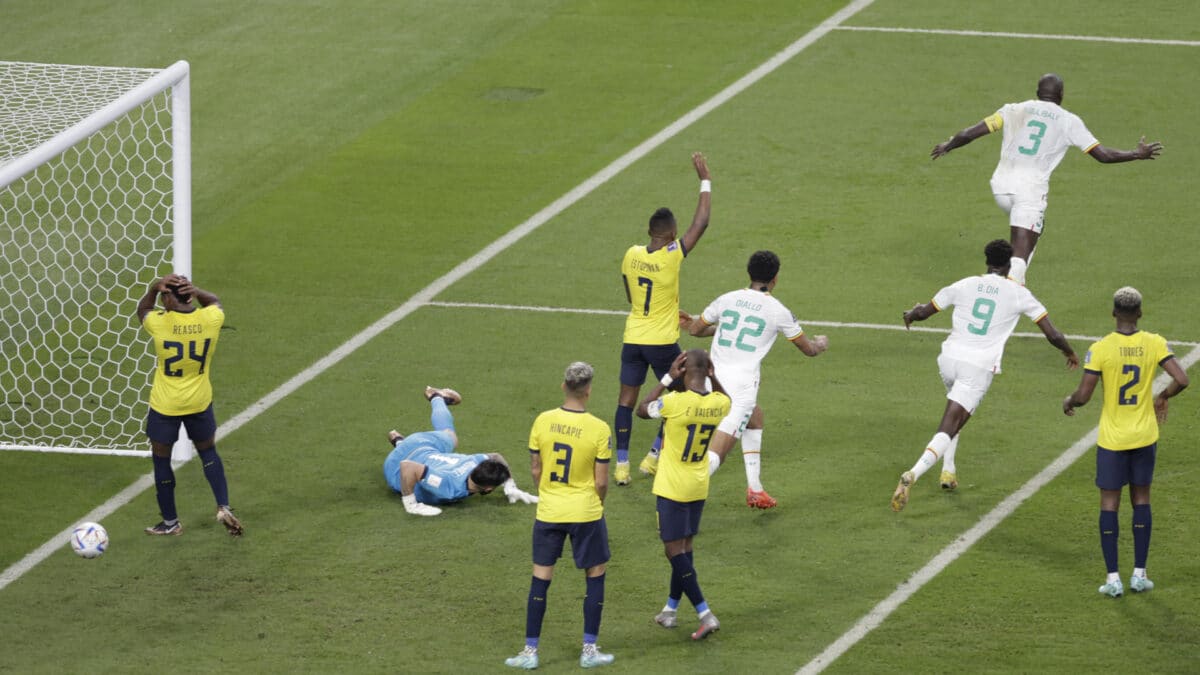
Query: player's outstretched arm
679 152 711 253
931 120 991 159
1088 136 1163 163
1063 372 1099 416
903 302 938 329
792 333 828 356
687 315 716 338
1034 316 1079 369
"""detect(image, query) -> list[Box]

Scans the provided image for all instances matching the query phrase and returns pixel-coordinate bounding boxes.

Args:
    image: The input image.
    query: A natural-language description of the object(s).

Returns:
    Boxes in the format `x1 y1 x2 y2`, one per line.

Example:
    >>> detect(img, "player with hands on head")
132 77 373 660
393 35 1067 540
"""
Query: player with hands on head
931 73 1163 285
136 272 243 537
1062 287 1188 597
636 349 731 641
383 386 535 517
616 152 712 486
891 239 1077 512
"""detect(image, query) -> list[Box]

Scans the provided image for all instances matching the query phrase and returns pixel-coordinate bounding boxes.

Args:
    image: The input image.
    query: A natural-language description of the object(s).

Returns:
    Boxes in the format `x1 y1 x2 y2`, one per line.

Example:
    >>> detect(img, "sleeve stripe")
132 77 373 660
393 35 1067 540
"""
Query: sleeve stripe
1159 354 1177 366
930 299 943 311
1083 368 1102 376
699 316 714 326
787 330 805 341
1032 311 1048 323
1083 141 1100 153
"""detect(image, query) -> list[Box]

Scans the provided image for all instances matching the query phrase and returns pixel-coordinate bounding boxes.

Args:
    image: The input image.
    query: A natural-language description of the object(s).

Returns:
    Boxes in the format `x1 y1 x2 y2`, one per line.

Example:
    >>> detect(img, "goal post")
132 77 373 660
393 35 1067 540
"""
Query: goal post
0 60 192 457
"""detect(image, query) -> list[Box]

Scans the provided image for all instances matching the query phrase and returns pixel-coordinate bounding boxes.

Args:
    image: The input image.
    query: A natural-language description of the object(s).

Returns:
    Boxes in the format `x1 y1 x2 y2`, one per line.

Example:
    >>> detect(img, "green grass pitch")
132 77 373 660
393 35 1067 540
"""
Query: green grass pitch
1 1 1198 672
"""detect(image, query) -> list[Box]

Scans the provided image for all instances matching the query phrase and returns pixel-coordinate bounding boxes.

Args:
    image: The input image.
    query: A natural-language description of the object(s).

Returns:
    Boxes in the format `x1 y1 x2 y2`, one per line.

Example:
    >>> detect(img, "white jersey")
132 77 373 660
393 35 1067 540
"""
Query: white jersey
700 288 803 384
989 99 1099 195
932 274 1047 374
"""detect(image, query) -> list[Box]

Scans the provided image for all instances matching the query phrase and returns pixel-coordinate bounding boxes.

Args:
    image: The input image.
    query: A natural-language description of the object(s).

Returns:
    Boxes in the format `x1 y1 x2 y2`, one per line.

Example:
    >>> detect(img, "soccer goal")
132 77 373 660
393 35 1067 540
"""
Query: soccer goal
0 60 192 457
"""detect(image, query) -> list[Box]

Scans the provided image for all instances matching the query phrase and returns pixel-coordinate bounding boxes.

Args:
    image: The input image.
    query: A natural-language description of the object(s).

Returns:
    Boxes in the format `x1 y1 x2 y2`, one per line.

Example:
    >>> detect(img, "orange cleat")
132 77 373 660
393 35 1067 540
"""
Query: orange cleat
746 487 777 509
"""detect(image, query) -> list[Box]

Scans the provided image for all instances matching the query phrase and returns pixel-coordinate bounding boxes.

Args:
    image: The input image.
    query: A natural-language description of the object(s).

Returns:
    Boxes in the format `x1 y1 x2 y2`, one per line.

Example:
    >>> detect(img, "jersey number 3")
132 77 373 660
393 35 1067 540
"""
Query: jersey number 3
1018 120 1047 156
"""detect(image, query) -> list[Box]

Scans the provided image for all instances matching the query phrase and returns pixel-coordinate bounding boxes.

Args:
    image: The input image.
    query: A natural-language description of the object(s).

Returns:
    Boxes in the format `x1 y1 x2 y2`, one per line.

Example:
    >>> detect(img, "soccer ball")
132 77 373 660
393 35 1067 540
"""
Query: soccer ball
70 522 108 559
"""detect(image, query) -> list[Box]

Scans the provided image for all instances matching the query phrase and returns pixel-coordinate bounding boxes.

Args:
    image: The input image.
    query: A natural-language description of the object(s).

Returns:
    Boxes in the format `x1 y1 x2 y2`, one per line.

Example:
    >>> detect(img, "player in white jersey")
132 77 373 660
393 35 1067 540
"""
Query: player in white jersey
685 250 827 509
890 239 1078 512
931 73 1162 285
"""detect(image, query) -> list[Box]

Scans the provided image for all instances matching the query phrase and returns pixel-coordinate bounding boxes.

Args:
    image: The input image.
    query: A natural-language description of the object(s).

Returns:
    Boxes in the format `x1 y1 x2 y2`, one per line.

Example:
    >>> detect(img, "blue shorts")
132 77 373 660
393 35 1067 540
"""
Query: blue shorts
620 342 682 387
1095 443 1157 490
532 517 610 569
145 403 217 445
656 496 704 542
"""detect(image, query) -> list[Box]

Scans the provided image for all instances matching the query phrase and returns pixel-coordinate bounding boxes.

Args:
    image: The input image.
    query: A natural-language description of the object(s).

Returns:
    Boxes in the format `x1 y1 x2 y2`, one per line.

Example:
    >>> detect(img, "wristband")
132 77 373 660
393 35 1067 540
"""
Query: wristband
660 374 674 387
700 180 711 193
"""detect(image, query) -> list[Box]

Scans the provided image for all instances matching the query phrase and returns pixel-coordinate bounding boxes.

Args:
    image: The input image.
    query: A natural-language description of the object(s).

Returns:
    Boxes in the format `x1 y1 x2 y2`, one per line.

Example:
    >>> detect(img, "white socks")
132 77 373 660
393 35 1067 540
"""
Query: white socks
942 433 960 474
1008 256 1028 285
741 429 763 491
910 432 951 480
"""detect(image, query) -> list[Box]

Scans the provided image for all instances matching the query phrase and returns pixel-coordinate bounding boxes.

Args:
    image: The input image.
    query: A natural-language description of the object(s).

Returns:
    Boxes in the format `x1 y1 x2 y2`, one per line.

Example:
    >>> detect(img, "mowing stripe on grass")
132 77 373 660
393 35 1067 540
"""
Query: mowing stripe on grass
797 344 1200 674
0 0 877 592
425 300 1200 347
836 25 1200 47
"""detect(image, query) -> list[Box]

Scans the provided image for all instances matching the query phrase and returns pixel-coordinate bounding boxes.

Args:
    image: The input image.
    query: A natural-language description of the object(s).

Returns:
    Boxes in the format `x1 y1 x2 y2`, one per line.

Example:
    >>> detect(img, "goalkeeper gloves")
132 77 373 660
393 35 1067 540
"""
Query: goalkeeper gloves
402 493 442 516
503 478 539 505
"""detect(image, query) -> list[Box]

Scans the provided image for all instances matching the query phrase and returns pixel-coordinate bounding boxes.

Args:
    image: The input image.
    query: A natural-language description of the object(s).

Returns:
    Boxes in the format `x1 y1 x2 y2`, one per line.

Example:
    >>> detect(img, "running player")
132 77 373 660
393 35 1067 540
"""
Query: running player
615 152 712 485
506 362 614 670
687 250 827 509
891 239 1078 511
931 73 1162 284
136 273 243 537
637 349 730 641
1063 287 1189 597
383 386 536 516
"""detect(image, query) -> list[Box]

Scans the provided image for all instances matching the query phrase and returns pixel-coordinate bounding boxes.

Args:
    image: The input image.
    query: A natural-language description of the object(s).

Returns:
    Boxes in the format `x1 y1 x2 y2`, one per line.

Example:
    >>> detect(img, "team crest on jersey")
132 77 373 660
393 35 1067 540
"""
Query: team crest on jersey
425 473 443 488
666 241 678 252
1084 350 1092 365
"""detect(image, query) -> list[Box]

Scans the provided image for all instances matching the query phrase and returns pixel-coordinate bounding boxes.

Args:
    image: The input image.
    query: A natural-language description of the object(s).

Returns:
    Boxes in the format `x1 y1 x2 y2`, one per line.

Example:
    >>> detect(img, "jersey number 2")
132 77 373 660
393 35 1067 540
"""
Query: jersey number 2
162 339 212 377
1118 364 1141 406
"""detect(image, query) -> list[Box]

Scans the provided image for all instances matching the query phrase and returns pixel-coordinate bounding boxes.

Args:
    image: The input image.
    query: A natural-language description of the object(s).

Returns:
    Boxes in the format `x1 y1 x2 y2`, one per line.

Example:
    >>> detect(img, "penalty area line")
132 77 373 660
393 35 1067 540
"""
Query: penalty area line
0 0 878 593
836 25 1200 47
796 344 1200 674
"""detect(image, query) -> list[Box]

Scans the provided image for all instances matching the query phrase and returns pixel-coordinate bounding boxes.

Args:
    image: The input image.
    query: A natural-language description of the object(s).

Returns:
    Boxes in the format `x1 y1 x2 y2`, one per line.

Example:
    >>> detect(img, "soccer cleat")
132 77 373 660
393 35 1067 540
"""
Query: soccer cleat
144 520 183 536
1130 575 1155 593
1098 579 1124 598
639 452 659 476
653 609 678 628
216 506 244 536
504 647 538 670
424 386 462 405
890 471 915 512
387 429 405 446
579 645 614 668
746 488 777 509
939 470 958 491
615 462 631 486
691 611 720 640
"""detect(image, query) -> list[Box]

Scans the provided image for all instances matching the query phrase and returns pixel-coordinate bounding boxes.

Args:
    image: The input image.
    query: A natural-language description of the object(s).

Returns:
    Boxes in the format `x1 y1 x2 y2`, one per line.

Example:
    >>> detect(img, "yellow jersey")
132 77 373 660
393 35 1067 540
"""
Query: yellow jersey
528 407 612 523
1084 330 1174 450
649 389 731 503
621 239 686 345
142 304 224 416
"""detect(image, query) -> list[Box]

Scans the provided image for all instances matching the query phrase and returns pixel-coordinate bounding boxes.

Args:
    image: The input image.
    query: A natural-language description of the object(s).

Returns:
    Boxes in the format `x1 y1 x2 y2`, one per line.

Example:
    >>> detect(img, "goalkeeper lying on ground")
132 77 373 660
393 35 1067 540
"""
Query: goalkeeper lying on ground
383 386 538 516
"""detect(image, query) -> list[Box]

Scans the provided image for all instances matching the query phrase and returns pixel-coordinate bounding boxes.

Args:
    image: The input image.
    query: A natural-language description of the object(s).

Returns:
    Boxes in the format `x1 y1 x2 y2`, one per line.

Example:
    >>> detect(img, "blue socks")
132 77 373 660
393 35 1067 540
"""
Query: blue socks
614 405 633 463
1132 504 1152 569
524 576 551 646
669 552 706 610
198 447 230 507
430 397 455 433
1099 510 1119 574
151 454 177 521
583 574 605 643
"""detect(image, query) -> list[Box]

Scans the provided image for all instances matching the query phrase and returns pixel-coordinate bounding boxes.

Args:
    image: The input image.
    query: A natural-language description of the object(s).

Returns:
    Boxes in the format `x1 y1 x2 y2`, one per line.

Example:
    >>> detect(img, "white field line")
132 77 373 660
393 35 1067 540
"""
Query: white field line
797 344 1200 675
0 446 150 458
0 0 877 592
836 25 1200 47
425 300 1200 348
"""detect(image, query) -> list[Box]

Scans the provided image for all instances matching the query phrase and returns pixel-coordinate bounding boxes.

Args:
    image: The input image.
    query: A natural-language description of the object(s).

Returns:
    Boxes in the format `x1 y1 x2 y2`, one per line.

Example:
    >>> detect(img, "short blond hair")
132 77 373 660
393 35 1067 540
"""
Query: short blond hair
564 361 594 393
1113 286 1142 315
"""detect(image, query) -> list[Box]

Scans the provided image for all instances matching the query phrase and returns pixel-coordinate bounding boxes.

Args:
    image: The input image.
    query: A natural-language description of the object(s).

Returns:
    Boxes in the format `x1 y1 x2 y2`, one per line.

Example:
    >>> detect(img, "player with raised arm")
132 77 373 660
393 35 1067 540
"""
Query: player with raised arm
891 239 1078 512
136 273 242 536
931 73 1162 285
615 152 712 486
383 387 536 516
506 362 614 670
1063 287 1188 598
637 349 730 641
687 250 827 509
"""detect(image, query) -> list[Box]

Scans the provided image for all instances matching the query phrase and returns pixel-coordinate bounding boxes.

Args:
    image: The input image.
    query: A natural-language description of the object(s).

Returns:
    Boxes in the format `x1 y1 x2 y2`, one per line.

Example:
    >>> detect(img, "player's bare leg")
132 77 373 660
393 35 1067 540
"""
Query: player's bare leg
1008 226 1039 285
893 401 970 512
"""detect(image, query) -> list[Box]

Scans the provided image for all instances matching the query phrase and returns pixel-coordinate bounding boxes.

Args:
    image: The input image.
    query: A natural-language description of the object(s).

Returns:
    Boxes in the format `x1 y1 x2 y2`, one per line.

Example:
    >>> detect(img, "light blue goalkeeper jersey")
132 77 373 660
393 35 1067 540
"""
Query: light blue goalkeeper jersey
383 431 488 504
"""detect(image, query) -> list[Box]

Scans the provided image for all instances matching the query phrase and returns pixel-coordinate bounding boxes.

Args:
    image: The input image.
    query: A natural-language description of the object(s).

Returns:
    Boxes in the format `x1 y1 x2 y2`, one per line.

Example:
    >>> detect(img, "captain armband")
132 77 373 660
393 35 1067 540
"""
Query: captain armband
983 113 1003 133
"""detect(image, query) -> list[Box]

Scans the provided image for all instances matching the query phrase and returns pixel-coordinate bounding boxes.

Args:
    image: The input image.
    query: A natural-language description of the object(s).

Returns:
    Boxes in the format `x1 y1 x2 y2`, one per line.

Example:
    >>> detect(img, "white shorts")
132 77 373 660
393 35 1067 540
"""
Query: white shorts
993 192 1046 234
937 353 993 414
715 374 758 438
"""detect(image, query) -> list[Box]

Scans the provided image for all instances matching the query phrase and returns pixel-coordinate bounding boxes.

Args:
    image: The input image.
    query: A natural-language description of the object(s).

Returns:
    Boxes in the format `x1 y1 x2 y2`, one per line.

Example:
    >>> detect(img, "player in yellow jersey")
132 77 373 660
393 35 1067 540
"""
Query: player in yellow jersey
136 273 242 537
615 152 712 486
1063 287 1188 597
636 349 730 641
507 362 614 670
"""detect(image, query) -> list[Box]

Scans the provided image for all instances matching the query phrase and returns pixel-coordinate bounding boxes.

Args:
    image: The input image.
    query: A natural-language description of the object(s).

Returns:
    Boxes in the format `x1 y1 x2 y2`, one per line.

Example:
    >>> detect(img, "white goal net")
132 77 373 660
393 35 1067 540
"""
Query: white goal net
0 60 192 456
